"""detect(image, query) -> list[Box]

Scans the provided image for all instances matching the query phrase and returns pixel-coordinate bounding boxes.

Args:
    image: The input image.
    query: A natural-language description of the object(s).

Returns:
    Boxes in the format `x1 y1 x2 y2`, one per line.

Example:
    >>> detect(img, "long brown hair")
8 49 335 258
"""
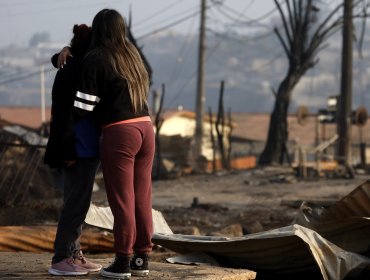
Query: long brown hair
91 9 149 113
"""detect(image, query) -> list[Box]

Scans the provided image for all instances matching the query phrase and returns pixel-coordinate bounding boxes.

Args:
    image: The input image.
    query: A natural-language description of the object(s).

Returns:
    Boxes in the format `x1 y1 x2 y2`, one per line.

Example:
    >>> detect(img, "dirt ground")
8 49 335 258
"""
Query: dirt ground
150 166 366 235
0 166 368 278
0 252 257 280
1 165 367 240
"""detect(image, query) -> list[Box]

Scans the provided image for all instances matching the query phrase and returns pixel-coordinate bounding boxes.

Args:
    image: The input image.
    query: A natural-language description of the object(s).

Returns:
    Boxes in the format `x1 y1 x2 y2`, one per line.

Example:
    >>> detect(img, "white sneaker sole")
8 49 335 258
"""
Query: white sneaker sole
85 266 102 272
100 269 131 279
131 269 149 276
80 265 102 272
48 268 88 276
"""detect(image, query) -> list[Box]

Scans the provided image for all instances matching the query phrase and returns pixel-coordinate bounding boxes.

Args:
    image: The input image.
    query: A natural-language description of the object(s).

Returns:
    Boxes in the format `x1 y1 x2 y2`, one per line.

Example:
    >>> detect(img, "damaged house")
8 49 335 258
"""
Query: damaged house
156 109 256 175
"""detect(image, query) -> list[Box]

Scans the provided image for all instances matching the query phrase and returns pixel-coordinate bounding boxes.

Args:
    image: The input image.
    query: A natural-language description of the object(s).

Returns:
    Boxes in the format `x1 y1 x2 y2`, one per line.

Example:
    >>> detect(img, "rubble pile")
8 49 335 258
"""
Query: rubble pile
0 125 56 206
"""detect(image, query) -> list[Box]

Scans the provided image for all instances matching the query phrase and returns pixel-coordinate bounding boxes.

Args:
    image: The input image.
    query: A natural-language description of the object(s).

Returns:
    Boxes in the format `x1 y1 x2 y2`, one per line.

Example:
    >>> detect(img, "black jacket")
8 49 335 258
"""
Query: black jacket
44 54 81 168
74 50 150 125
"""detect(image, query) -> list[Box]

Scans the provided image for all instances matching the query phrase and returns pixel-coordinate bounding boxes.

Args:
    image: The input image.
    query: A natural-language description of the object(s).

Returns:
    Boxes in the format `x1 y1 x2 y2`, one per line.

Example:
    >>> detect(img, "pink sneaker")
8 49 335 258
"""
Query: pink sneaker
48 257 89 276
74 250 102 272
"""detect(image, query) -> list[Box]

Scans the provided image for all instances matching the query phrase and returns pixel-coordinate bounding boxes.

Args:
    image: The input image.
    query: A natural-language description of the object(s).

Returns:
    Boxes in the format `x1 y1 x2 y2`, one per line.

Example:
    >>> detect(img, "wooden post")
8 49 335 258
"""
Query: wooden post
337 0 353 167
40 65 45 136
194 0 206 164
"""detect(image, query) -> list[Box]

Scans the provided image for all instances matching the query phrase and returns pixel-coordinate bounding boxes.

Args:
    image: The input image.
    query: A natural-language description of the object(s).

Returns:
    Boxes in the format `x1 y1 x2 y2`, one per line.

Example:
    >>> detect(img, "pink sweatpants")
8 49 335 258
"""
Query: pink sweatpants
100 121 155 256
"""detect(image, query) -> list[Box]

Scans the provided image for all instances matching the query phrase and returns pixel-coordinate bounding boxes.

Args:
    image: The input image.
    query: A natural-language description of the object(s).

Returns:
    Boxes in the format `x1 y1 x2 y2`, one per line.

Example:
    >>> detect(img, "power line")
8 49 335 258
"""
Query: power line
164 70 197 109
0 4 201 88
1 1 284 107
162 0 224 109
163 0 279 110
211 0 267 27
166 15 198 86
137 10 200 40
0 0 50 8
133 0 187 28
0 67 54 86
0 69 28 79
137 1 219 40
214 50 285 74
218 0 282 26
207 27 276 44
135 5 200 34
0 0 119 17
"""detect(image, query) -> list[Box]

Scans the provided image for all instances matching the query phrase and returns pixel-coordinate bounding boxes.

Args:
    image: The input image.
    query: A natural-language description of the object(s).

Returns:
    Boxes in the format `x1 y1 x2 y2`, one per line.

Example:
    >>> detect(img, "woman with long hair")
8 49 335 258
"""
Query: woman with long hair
74 9 154 280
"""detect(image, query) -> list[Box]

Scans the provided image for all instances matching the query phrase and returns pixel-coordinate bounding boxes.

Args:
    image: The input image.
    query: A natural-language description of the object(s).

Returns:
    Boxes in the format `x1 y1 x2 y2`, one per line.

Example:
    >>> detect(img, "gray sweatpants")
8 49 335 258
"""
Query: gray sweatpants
52 158 100 264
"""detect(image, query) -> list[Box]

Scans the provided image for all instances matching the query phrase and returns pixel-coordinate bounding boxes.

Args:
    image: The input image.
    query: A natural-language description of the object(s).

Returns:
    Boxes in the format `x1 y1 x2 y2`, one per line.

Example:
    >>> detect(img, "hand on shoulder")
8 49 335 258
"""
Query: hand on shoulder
58 46 73 69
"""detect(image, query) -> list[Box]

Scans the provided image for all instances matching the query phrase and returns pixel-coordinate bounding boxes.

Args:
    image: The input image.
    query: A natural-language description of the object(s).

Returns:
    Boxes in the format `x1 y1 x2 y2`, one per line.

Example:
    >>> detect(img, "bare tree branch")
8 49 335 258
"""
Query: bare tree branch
358 1 368 58
274 27 291 58
302 0 312 32
312 3 343 38
285 1 296 40
308 18 343 54
297 0 303 35
259 0 370 166
275 0 293 45
297 0 303 25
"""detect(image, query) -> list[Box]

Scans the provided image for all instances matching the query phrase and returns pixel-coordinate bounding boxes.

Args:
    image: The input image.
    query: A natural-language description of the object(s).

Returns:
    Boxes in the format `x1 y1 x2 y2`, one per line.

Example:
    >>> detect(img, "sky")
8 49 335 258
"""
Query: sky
0 0 279 47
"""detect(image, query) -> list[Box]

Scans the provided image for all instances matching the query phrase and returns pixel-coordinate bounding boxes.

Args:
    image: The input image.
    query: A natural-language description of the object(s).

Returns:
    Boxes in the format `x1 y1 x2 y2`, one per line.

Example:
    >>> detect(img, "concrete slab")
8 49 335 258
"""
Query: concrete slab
0 252 256 280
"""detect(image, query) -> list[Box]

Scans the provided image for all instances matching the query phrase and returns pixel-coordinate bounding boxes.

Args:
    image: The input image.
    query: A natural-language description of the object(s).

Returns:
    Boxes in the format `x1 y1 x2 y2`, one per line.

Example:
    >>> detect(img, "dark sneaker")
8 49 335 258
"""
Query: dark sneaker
48 257 89 276
73 250 102 272
100 256 131 279
130 254 149 277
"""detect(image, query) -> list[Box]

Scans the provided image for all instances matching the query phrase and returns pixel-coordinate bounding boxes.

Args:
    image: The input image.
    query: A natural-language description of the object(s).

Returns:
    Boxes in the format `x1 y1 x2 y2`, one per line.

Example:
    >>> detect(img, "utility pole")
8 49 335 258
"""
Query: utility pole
337 0 353 168
40 64 46 136
194 0 206 164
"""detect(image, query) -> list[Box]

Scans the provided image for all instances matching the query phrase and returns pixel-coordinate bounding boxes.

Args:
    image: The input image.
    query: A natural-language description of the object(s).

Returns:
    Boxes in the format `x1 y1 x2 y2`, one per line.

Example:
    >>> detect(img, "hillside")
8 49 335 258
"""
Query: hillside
1 29 369 114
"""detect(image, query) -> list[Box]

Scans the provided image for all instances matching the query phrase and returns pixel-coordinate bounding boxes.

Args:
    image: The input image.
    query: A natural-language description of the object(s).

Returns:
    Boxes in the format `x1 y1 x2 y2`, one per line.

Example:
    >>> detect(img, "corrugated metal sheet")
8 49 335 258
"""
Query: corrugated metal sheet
152 180 370 280
85 204 173 235
0 226 113 252
152 224 370 280
297 212 370 255
293 180 370 256
321 180 370 220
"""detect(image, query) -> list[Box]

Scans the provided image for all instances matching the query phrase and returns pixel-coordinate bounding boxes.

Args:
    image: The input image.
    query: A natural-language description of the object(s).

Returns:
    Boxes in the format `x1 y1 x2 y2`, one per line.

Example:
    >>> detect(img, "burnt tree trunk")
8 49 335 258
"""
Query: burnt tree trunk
216 81 229 169
257 0 348 166
259 73 299 165
208 107 217 173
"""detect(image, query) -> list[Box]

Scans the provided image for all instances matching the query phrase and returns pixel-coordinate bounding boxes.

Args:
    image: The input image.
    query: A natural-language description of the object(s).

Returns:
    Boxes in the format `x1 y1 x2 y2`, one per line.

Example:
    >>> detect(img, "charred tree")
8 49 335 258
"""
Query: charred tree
208 107 217 173
259 0 347 165
227 108 233 168
215 81 230 170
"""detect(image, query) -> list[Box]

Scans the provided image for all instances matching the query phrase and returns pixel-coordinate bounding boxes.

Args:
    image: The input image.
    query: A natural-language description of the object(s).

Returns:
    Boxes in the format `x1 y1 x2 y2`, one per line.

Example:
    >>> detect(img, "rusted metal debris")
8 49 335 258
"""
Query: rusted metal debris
82 184 370 279
321 180 370 220
0 126 55 206
152 180 370 280
293 180 370 256
2 181 370 279
0 226 113 252
0 205 172 253
153 224 370 280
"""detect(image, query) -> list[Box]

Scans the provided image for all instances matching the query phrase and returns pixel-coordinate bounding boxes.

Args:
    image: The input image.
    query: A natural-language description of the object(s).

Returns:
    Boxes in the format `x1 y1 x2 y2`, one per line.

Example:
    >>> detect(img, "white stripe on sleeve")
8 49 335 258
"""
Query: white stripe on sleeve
76 91 100 103
74 100 95 111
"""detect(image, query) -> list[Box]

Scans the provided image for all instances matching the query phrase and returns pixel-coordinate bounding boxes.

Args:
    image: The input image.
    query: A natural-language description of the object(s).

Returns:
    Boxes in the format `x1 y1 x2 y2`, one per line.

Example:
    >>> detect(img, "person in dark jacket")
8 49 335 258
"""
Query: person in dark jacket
44 24 102 276
74 9 155 280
